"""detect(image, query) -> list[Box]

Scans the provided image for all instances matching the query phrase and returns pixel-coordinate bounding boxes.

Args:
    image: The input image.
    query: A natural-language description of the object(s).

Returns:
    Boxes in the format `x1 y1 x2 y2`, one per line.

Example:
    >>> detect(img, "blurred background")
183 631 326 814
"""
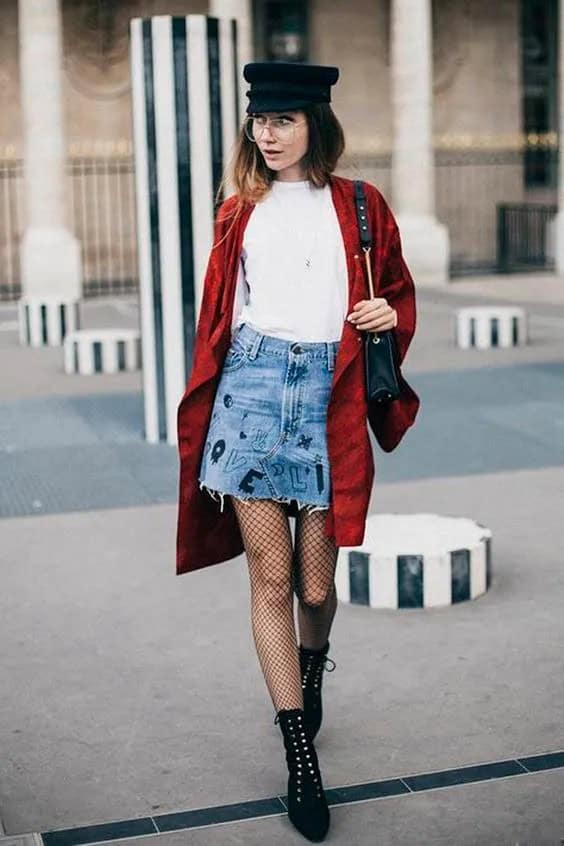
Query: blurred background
0 0 559 302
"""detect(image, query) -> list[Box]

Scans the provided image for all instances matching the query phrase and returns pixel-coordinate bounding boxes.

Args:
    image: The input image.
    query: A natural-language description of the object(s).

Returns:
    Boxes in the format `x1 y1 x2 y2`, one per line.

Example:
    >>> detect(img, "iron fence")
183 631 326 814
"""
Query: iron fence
0 150 138 302
341 147 558 276
497 202 557 272
0 146 559 302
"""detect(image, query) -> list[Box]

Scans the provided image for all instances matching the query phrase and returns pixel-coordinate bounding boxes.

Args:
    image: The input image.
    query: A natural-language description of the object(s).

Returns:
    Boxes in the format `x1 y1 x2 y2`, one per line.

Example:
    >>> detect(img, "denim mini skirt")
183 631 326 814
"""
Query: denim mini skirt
198 322 340 514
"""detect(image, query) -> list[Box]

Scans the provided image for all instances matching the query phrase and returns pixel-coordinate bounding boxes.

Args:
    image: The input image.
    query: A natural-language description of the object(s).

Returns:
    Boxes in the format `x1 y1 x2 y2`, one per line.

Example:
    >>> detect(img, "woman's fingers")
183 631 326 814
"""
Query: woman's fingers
356 316 396 331
347 297 389 320
347 299 397 330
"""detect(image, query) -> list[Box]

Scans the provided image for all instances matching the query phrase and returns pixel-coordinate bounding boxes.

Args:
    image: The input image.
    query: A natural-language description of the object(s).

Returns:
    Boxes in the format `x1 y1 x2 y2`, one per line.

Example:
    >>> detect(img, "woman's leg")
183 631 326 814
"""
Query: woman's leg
231 497 303 712
294 509 339 649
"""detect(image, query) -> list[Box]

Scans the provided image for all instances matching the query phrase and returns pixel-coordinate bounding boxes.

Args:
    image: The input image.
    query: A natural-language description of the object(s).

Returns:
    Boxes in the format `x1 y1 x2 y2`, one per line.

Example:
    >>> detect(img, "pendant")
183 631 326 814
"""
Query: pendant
305 259 311 268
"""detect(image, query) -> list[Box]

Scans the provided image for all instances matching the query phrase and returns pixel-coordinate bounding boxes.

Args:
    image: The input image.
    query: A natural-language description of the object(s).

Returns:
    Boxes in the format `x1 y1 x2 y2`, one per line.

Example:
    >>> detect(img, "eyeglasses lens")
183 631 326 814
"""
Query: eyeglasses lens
243 117 294 144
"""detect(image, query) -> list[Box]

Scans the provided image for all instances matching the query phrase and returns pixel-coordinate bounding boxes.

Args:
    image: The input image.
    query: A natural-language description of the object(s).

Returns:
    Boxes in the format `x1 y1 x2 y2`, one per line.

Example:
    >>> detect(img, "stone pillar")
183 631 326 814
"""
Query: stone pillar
130 15 240 444
390 0 450 285
209 0 252 125
554 0 564 275
18 0 82 300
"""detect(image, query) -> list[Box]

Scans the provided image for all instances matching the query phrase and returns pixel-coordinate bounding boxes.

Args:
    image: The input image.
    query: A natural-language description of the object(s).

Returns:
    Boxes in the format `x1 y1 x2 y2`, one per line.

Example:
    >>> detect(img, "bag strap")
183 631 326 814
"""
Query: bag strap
353 179 375 299
353 180 372 249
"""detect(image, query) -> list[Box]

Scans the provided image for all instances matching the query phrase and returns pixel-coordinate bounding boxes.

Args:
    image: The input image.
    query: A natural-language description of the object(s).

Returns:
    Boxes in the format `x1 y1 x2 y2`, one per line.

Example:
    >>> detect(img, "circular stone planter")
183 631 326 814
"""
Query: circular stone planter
455 305 527 349
18 295 80 347
63 328 141 374
335 513 492 609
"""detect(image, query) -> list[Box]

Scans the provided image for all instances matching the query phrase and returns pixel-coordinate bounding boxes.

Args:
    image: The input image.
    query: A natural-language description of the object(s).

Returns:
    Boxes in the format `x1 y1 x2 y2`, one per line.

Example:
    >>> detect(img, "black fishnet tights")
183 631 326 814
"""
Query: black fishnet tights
231 497 339 713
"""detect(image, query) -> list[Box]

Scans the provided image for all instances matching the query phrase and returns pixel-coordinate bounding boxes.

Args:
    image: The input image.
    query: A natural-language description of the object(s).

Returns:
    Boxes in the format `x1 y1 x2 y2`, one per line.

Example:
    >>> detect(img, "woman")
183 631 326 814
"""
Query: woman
176 61 419 842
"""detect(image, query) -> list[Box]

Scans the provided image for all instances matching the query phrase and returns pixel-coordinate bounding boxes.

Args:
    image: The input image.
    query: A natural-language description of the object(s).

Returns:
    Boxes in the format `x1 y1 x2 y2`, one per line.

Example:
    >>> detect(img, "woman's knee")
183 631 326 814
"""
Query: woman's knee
251 571 293 611
246 546 294 609
297 580 336 609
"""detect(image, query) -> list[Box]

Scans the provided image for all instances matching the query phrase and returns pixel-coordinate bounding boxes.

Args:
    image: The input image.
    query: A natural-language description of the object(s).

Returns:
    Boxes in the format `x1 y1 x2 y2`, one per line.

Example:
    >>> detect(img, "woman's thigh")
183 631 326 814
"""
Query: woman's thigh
231 497 295 593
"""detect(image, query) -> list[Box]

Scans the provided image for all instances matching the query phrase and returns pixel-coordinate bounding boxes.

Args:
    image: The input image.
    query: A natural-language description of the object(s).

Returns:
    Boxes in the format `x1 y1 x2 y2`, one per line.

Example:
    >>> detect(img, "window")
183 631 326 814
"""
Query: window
521 0 558 187
255 1 309 63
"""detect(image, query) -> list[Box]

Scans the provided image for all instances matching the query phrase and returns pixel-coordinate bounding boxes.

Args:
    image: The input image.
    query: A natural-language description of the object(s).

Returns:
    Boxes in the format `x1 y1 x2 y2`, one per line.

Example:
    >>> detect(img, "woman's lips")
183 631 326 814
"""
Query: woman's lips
264 150 282 157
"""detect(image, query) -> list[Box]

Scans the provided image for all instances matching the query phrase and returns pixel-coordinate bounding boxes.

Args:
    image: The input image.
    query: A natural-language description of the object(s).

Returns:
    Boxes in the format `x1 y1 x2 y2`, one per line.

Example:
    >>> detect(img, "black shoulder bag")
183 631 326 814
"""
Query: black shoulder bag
353 180 401 404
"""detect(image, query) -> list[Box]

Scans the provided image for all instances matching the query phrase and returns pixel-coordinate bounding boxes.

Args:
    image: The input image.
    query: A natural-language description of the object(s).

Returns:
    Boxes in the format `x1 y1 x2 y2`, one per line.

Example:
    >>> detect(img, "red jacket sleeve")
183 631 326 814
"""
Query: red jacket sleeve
184 197 238 395
377 220 416 366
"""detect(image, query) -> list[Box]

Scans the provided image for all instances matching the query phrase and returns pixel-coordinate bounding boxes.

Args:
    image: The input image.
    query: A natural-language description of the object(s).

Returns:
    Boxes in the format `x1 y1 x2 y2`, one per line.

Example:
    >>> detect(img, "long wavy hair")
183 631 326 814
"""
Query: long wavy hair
212 103 346 248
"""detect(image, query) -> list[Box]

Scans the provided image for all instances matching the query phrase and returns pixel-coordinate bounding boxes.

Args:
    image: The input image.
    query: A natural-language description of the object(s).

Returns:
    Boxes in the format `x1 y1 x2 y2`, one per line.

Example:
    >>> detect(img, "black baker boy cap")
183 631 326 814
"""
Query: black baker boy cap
243 62 340 114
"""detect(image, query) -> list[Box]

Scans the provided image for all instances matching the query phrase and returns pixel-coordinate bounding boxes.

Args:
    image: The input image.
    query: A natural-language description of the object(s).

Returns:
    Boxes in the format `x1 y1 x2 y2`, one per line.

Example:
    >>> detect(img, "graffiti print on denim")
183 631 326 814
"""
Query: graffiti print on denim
198 322 339 512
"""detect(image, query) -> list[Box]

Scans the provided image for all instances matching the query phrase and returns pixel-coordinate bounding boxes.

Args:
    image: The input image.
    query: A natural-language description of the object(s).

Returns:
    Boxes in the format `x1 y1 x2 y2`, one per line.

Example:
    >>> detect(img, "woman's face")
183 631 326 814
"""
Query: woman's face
252 110 309 176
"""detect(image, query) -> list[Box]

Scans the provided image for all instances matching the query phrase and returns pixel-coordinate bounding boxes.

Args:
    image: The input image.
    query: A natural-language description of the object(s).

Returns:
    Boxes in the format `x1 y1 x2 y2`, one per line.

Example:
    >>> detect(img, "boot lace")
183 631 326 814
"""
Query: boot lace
302 653 336 695
274 711 324 802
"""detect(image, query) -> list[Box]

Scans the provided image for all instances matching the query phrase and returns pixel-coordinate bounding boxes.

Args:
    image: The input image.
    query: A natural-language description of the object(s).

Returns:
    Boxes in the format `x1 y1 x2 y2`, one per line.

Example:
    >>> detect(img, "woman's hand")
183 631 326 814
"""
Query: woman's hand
347 297 398 332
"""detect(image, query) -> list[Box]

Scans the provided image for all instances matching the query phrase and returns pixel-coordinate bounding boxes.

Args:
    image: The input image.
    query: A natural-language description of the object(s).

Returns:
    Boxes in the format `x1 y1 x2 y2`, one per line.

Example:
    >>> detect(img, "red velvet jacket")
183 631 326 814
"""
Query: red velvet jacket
176 174 420 575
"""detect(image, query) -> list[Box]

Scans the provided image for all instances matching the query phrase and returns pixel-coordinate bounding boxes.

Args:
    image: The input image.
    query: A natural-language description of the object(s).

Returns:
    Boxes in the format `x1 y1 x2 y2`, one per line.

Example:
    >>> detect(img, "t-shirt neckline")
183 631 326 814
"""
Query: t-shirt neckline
271 179 310 189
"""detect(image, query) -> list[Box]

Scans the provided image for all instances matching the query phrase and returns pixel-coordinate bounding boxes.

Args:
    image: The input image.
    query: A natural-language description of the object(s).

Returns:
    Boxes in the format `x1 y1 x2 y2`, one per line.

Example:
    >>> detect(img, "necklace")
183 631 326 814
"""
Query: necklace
303 228 321 270
269 182 326 271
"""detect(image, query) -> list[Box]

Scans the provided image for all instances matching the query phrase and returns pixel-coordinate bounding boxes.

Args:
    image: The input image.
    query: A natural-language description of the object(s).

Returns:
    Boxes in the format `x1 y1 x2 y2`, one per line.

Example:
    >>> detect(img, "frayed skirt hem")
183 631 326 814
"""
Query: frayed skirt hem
198 480 330 515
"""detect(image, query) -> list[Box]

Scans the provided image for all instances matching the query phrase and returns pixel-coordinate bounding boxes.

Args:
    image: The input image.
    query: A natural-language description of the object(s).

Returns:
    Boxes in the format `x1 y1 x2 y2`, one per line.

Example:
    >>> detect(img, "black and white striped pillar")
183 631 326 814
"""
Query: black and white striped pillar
335 513 492 609
18 296 80 347
63 328 141 375
455 306 527 349
130 14 240 445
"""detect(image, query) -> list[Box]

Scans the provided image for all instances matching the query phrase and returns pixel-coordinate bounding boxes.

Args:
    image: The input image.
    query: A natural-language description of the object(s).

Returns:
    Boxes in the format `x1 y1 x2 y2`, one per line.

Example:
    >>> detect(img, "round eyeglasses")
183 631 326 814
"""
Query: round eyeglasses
243 115 307 145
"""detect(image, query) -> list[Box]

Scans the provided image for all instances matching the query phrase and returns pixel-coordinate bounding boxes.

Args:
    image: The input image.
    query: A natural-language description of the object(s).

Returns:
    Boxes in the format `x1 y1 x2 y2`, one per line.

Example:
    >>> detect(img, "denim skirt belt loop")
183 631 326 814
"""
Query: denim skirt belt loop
198 321 341 514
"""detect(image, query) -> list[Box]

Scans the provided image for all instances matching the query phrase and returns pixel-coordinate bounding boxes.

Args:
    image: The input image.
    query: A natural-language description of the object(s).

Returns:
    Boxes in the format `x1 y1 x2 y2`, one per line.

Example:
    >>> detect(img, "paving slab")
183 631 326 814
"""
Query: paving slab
2 278 564 843
1 465 563 836
0 300 140 401
36 768 564 846
2 357 564 518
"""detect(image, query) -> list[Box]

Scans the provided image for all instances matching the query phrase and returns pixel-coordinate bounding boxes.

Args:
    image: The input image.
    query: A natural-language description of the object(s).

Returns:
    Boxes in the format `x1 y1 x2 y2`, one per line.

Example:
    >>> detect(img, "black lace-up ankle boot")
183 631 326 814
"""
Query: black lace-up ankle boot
299 640 336 741
273 708 330 842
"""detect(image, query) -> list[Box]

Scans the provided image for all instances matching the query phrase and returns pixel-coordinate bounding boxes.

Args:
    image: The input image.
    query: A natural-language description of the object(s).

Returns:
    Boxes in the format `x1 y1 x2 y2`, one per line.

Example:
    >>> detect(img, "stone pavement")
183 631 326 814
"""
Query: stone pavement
1 273 564 845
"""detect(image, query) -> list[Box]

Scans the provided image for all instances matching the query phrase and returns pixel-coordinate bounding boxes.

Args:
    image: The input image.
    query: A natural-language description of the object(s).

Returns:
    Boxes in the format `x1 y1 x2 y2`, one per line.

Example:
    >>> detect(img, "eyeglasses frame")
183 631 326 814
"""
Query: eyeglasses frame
243 115 308 145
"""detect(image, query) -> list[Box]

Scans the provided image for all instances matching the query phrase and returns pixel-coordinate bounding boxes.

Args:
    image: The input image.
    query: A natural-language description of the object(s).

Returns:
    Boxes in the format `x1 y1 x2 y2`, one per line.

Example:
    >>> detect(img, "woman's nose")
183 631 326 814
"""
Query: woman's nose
261 123 276 140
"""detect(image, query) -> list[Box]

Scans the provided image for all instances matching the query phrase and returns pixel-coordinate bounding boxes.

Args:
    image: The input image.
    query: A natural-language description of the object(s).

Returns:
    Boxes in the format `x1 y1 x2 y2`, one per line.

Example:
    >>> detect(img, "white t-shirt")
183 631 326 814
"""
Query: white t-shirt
231 179 348 342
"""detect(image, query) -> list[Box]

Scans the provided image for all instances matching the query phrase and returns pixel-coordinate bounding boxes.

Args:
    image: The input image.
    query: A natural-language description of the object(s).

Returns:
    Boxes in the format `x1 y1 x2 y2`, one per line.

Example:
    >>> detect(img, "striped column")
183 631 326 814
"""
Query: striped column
209 0 251 134
63 329 141 375
455 306 528 349
18 296 80 347
130 15 240 445
335 513 492 609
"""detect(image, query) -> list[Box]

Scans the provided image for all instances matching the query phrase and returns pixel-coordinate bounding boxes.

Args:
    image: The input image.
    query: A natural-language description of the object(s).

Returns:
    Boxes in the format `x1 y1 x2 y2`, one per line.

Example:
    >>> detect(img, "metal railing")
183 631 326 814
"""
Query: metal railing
497 203 557 272
341 143 558 276
0 144 138 302
0 155 23 301
0 139 559 301
68 150 138 297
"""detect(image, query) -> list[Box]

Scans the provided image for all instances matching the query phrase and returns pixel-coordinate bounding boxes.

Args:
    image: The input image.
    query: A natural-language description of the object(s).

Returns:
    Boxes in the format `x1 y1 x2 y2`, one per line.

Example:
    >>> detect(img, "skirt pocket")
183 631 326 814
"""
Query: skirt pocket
222 335 249 374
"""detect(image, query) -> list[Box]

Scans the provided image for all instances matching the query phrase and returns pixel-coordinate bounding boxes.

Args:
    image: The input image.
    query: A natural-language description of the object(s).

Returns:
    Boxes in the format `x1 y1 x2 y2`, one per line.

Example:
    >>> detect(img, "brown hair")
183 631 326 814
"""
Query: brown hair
211 103 346 245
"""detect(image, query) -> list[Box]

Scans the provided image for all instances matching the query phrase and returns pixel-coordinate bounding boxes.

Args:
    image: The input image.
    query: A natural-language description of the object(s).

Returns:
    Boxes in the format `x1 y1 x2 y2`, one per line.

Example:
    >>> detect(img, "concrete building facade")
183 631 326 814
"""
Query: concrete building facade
0 0 559 299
